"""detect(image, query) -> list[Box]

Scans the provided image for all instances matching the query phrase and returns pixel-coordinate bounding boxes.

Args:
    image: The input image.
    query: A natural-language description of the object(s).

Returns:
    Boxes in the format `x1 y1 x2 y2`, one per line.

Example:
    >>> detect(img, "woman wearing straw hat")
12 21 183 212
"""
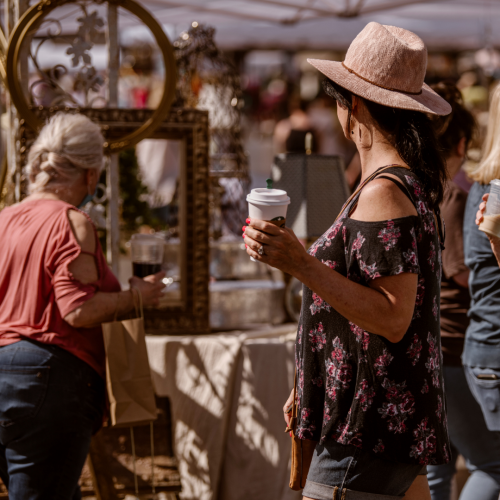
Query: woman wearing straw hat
243 23 451 499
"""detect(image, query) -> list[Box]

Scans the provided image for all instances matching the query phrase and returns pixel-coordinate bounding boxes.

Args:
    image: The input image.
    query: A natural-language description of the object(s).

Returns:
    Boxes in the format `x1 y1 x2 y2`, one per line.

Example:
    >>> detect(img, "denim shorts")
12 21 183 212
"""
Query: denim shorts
303 440 426 500
464 365 500 432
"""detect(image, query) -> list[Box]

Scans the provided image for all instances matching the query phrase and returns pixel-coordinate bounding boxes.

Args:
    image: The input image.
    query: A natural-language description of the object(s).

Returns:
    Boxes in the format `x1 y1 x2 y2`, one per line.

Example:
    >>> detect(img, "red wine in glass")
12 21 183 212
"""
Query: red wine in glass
132 262 162 278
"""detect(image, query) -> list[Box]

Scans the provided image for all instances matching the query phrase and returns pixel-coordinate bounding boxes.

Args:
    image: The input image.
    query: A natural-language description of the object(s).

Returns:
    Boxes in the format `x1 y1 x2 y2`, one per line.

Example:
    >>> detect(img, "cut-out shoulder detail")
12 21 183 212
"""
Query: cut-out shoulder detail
67 209 96 254
67 209 99 284
350 178 418 222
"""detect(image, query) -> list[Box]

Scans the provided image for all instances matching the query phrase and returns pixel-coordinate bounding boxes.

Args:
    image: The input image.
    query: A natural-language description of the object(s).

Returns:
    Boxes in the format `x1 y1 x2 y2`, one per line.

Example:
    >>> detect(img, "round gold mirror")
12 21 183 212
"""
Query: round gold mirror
6 0 177 152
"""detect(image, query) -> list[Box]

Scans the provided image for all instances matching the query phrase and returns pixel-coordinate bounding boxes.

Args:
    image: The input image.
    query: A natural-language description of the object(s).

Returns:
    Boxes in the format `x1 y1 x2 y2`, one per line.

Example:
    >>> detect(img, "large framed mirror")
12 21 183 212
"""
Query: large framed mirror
19 107 210 335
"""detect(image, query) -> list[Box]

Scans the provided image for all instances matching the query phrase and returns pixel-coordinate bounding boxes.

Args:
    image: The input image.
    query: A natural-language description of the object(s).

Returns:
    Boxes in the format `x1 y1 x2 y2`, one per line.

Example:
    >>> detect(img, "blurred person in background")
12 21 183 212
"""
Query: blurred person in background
307 91 357 162
274 94 318 153
463 84 500 441
473 81 500 269
426 82 500 500
462 85 500 446
457 71 489 113
0 113 164 499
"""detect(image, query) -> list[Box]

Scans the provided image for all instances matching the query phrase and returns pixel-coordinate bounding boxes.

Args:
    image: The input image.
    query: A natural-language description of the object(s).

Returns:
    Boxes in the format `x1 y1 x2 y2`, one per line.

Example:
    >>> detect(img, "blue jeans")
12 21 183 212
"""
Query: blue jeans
0 339 105 500
464 365 500 432
427 366 500 500
303 440 424 499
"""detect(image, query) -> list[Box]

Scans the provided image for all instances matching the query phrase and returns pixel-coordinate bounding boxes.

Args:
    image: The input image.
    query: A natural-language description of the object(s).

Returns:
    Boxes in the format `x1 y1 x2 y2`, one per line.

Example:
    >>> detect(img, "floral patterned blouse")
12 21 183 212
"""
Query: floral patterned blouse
296 166 451 466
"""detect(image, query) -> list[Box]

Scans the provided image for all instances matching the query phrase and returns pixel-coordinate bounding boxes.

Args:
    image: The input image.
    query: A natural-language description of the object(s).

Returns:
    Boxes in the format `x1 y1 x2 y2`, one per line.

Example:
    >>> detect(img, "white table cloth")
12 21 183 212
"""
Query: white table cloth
146 324 303 500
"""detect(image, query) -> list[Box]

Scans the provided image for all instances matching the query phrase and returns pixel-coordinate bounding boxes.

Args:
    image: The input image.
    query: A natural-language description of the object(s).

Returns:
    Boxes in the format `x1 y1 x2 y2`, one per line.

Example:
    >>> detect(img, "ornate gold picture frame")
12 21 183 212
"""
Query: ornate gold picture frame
20 107 210 335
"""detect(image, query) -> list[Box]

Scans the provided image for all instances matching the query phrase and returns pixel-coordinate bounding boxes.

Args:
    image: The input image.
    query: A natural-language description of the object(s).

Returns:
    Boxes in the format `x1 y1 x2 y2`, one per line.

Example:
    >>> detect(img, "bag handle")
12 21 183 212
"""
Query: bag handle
113 293 120 323
130 287 144 319
111 288 144 324
285 371 297 433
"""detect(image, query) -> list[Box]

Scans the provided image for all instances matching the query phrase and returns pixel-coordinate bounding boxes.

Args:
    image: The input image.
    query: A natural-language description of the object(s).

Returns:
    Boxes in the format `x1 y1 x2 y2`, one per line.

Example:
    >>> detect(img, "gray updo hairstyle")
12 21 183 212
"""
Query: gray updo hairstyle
27 113 105 194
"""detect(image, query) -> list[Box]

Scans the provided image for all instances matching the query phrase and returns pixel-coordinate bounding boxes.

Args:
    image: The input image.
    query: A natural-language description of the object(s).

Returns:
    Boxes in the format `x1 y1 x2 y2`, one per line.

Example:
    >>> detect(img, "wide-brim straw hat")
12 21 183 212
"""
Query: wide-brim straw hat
308 22 451 116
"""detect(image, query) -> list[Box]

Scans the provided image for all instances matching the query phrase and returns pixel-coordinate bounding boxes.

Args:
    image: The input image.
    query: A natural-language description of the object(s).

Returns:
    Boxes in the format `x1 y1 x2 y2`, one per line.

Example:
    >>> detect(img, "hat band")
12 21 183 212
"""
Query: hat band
342 62 423 96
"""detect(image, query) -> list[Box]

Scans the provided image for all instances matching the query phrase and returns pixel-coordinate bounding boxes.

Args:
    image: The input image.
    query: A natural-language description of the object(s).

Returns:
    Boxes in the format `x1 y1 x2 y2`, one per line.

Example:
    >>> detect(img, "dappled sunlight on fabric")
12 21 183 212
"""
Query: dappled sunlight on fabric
234 352 280 467
175 347 224 418
175 420 212 500
145 327 298 500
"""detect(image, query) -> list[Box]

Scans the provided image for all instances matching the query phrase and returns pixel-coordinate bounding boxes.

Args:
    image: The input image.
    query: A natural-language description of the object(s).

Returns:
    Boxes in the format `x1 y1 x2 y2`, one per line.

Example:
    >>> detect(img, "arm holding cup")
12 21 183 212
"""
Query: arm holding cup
243 179 418 344
63 211 165 328
64 274 165 328
476 193 500 266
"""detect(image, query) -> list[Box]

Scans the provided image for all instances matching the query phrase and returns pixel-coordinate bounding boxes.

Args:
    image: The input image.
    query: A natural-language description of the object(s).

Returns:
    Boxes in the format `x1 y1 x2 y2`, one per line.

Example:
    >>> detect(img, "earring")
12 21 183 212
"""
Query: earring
351 130 354 134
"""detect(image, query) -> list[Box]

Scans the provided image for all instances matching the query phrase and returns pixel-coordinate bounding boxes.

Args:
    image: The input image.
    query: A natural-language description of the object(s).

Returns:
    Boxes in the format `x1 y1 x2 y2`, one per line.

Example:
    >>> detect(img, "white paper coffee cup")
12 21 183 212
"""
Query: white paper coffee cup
480 179 500 238
246 188 290 261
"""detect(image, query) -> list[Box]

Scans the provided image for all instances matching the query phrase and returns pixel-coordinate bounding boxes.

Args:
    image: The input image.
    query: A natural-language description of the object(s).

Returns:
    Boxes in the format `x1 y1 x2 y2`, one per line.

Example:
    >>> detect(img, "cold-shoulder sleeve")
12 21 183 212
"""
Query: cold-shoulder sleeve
345 216 420 283
45 211 99 318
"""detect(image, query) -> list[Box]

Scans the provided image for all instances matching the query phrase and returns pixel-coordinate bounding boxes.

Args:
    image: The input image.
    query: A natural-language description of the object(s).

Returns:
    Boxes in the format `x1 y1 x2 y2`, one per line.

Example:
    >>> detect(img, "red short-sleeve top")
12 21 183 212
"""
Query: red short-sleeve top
0 199 121 377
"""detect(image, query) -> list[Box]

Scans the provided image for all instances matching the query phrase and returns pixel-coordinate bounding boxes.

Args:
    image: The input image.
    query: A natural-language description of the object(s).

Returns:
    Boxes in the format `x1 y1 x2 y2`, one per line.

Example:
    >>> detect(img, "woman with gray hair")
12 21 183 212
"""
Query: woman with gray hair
0 113 164 499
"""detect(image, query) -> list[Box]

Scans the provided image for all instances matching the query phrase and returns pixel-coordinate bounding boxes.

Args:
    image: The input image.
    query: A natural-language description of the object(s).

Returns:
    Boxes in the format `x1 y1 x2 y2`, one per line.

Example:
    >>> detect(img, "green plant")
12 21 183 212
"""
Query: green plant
118 147 160 231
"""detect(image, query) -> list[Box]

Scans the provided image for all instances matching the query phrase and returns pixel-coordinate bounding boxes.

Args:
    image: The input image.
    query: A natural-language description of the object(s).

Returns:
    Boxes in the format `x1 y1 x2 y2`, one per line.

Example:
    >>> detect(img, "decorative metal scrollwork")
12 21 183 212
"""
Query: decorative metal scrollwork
0 28 7 84
29 3 106 109
173 24 249 238
7 0 178 152
174 24 247 179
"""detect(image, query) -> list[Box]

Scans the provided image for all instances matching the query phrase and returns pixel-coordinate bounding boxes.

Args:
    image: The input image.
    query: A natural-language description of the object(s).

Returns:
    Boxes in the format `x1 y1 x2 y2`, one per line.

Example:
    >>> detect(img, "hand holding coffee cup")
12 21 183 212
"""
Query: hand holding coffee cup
243 217 309 274
476 193 489 226
478 181 500 239
243 180 310 273
477 190 500 266
244 180 290 262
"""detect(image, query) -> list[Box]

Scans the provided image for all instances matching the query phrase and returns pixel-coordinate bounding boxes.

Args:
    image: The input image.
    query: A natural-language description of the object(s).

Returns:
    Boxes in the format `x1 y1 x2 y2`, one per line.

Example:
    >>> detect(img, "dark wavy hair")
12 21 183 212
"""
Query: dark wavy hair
323 78 447 209
429 81 476 158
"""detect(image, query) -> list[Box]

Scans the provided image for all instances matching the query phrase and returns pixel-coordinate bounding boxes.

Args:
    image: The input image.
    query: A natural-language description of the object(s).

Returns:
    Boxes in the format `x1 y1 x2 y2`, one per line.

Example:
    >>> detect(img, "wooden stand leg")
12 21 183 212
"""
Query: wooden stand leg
88 435 120 500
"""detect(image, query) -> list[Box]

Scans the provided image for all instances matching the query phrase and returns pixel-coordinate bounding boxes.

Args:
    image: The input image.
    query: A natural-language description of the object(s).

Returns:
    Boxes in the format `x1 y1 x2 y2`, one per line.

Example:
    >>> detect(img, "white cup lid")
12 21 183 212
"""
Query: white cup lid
247 188 290 205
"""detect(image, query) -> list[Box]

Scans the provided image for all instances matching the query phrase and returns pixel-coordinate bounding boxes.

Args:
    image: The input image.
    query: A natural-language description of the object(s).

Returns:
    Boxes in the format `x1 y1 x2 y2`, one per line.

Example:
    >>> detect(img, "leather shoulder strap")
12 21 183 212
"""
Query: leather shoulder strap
285 370 297 433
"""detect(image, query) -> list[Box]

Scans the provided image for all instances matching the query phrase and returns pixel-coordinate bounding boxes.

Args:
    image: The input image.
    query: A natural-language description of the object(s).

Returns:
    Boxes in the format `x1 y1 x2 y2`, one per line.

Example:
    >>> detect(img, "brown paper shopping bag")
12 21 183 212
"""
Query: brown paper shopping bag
102 289 157 428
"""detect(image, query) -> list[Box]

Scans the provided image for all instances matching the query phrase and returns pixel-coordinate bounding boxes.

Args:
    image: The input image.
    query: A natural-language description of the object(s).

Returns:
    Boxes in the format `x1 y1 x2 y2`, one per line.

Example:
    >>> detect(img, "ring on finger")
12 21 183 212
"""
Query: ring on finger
258 245 264 256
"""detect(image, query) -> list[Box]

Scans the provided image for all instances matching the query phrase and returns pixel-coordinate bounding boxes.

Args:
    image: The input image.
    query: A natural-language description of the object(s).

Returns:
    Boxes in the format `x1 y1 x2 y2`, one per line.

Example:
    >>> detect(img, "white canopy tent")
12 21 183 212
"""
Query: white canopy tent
133 0 500 51
30 1 500 69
